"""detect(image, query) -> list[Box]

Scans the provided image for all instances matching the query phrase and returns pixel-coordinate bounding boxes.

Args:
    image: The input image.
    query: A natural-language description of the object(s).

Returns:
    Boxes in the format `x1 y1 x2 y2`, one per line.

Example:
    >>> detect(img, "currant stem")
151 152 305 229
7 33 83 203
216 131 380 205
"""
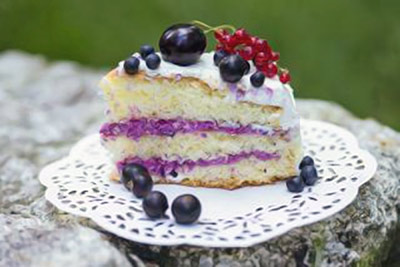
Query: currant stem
279 67 288 74
207 25 236 33
191 20 213 30
191 20 236 34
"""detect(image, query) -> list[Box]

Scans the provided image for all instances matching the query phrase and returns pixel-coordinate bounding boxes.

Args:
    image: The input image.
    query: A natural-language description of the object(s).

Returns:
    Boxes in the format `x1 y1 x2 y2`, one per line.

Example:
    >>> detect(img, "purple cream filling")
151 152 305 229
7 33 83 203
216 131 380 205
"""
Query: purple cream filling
100 118 288 140
117 150 280 177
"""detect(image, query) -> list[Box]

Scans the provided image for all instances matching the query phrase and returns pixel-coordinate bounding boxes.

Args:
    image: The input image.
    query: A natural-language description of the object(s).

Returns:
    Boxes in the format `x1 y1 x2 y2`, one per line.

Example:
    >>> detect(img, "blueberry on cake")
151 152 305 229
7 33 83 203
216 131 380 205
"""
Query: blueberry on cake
100 23 302 189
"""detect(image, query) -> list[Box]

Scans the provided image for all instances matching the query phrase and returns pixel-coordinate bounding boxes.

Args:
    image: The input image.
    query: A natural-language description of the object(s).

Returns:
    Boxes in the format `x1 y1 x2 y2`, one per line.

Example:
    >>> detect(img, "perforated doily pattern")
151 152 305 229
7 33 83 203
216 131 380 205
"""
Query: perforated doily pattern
39 119 377 247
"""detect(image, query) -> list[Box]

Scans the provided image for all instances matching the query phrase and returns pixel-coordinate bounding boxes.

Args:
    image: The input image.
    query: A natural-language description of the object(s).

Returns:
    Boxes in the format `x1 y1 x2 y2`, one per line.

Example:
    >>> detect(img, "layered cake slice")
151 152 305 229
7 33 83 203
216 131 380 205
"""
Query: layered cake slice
100 23 302 189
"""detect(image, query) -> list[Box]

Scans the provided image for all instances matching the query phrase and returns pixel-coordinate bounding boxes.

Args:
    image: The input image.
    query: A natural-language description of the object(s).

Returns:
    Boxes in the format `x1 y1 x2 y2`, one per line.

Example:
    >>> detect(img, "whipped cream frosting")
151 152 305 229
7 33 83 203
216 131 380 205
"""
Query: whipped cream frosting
116 52 299 128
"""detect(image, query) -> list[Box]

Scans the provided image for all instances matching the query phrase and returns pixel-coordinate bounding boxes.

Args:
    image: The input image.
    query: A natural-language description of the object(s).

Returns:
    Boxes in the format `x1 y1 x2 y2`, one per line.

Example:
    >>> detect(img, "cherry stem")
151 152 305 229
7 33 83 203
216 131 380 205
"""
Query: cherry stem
191 20 236 33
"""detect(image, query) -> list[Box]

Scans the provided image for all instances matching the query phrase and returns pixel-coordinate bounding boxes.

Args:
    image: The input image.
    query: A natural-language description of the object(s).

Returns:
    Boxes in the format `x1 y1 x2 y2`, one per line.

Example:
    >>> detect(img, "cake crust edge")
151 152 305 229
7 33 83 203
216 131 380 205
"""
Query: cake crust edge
109 169 297 190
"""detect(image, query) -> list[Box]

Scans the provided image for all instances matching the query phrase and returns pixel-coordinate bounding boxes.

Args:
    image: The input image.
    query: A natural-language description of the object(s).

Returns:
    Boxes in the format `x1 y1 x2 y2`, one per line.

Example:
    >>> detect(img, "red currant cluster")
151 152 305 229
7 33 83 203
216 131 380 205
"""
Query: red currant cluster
214 28 291 83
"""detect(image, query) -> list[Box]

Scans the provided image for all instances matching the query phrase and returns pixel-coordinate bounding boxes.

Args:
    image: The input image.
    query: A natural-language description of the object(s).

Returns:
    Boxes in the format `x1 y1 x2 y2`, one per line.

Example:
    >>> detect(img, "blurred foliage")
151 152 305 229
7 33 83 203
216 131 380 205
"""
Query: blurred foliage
0 0 399 129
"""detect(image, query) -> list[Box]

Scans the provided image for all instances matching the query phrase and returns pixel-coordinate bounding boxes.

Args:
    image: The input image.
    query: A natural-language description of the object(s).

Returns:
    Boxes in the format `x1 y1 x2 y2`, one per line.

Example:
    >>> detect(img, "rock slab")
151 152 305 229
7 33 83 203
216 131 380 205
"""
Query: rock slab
0 51 399 267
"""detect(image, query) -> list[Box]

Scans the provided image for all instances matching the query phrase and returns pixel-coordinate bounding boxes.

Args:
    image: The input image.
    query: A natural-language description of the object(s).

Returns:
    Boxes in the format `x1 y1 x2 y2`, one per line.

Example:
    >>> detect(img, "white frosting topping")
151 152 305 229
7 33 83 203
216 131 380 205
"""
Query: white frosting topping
116 52 299 128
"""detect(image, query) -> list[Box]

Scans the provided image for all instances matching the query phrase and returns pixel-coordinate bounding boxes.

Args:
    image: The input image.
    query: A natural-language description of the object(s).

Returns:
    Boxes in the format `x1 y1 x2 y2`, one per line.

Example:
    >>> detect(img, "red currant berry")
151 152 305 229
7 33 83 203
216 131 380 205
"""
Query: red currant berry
224 45 236 54
254 39 270 53
214 31 223 42
271 51 280 61
238 46 255 60
216 43 235 54
280 71 291 83
223 35 238 48
261 63 278 78
254 52 271 66
215 43 224 51
245 36 258 46
214 29 229 43
234 28 250 43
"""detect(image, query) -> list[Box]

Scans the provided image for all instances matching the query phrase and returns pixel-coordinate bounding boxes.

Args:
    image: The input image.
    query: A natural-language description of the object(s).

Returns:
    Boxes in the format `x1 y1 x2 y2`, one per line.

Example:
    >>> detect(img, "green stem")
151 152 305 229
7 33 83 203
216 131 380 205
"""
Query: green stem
206 24 236 33
191 20 236 34
191 20 213 30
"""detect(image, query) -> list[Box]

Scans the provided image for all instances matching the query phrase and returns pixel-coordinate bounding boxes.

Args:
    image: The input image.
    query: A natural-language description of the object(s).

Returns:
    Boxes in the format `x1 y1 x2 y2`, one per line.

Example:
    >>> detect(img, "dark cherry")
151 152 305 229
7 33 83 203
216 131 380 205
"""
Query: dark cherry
145 53 161 70
159 24 207 66
213 50 228 66
169 170 178 178
250 71 265 87
132 172 153 198
300 165 318 186
142 191 169 218
172 194 201 224
140 44 155 59
219 54 248 83
244 60 250 74
286 176 305 193
121 163 148 191
123 57 140 75
299 156 314 169
121 163 153 198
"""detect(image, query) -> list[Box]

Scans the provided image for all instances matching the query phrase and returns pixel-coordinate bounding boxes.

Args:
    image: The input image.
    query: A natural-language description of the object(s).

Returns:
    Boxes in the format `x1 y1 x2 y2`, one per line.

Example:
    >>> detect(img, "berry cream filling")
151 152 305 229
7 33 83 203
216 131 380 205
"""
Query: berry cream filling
100 118 291 140
117 150 280 177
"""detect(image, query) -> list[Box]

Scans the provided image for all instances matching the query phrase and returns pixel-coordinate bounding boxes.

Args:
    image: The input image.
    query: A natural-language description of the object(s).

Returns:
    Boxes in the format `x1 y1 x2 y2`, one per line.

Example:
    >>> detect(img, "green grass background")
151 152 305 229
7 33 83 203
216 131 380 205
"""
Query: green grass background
0 0 399 129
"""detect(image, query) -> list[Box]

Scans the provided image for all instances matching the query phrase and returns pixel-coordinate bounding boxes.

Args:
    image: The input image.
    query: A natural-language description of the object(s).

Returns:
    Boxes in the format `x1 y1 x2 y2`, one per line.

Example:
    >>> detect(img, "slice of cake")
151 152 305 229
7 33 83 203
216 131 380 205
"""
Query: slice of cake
100 23 302 189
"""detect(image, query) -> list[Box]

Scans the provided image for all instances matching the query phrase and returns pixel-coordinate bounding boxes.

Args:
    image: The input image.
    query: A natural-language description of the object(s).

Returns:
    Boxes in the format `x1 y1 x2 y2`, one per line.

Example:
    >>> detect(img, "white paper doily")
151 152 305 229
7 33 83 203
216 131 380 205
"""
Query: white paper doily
39 119 377 247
